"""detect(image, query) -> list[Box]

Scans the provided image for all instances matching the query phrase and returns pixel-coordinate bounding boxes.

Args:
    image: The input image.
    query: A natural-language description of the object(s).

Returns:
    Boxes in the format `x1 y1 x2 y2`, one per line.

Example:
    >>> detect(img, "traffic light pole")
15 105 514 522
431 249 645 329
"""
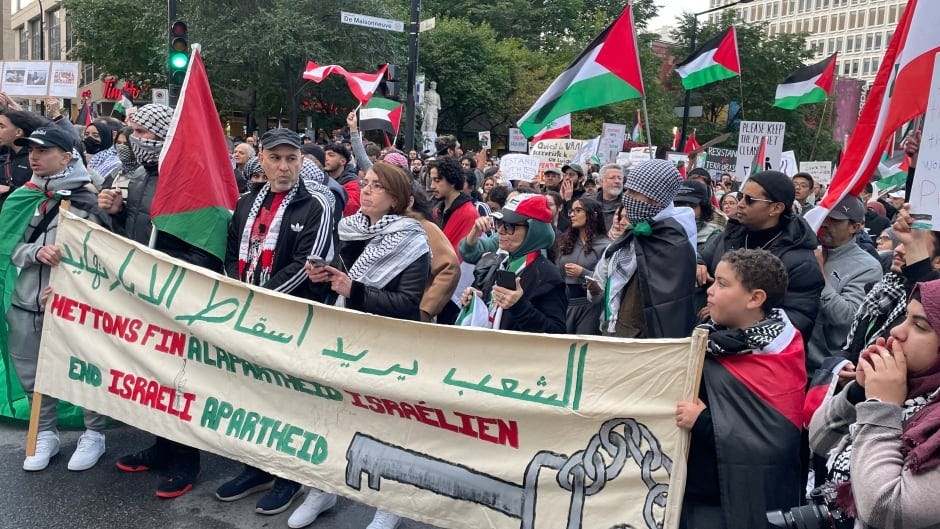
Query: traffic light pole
168 0 180 106
403 0 420 151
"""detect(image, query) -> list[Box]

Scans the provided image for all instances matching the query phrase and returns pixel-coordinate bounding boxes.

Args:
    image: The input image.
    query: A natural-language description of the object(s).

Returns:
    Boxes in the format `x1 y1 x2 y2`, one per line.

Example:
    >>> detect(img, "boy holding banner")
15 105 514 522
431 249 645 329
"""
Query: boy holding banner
677 249 805 529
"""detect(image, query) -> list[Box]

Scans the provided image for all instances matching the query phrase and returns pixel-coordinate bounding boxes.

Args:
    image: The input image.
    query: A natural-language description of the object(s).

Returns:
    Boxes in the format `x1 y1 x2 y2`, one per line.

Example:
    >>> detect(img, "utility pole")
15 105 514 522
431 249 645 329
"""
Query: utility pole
404 0 421 151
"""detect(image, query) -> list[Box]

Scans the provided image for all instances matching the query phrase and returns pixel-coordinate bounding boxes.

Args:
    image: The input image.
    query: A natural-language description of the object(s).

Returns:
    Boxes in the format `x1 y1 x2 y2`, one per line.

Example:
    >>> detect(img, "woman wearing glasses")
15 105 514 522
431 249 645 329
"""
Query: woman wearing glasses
556 198 609 334
458 193 567 333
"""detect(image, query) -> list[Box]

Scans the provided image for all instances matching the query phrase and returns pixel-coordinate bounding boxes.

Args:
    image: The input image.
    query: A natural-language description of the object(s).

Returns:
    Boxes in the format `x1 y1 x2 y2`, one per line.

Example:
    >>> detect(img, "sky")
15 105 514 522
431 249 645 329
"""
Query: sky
650 0 713 29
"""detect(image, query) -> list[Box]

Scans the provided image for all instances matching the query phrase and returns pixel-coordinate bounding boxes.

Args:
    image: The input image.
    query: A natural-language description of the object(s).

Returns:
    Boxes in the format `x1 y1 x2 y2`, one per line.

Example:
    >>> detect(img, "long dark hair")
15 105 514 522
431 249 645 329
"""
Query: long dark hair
559 198 606 256
408 184 435 222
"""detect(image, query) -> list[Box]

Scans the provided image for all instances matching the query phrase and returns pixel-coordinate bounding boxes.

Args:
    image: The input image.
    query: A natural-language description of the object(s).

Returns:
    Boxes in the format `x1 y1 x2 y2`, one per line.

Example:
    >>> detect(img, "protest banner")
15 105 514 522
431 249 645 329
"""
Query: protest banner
498 154 540 183
530 138 584 172
702 147 737 175
36 213 705 529
799 161 833 185
508 128 528 152
479 131 492 149
0 61 81 98
779 151 799 177
909 54 940 230
598 123 627 165
734 121 786 180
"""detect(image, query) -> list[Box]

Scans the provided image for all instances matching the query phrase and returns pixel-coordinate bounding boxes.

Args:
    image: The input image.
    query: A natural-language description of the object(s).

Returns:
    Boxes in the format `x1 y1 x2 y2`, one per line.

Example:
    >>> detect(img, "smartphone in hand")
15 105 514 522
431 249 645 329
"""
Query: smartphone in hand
495 270 516 290
307 256 328 268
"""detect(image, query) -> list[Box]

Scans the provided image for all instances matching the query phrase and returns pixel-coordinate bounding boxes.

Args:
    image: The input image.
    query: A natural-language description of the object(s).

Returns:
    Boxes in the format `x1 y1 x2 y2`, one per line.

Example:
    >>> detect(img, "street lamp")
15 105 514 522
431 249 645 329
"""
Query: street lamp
679 0 755 151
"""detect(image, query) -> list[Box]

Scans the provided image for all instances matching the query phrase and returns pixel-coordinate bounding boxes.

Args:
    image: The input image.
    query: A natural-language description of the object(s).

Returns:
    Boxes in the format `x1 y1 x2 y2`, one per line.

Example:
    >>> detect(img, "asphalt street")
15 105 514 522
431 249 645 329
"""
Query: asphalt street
0 418 440 529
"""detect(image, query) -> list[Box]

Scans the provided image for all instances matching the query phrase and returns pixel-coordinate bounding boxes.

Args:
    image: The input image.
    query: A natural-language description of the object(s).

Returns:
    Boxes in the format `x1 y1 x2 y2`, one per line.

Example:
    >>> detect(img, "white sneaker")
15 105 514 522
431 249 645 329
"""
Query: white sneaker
366 509 401 529
288 489 337 528
23 431 60 471
68 430 106 471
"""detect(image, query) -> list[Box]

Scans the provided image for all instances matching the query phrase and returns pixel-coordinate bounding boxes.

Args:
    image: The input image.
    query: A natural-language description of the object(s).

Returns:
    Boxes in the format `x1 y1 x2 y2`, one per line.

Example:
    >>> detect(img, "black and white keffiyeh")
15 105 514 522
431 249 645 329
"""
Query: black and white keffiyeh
844 272 907 349
698 308 788 355
237 181 298 284
338 212 429 289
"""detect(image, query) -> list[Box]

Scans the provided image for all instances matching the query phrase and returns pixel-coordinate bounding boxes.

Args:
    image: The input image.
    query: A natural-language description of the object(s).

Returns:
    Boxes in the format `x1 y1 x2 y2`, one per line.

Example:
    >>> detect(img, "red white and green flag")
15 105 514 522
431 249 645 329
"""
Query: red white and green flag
675 27 740 90
152 45 240 261
805 0 940 230
773 53 837 110
684 129 701 154
517 5 644 139
359 97 403 136
531 114 572 143
302 62 387 106
748 136 768 177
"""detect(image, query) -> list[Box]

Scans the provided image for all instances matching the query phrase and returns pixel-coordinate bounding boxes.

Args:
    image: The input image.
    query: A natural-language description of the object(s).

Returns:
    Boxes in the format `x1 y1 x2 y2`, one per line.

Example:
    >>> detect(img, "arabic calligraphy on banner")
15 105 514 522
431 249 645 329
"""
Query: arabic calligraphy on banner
37 212 705 529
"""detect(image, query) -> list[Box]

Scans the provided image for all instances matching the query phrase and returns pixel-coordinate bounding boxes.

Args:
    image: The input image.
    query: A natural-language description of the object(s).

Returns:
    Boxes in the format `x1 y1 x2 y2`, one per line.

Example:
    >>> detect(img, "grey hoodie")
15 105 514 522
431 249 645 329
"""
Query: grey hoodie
10 155 101 311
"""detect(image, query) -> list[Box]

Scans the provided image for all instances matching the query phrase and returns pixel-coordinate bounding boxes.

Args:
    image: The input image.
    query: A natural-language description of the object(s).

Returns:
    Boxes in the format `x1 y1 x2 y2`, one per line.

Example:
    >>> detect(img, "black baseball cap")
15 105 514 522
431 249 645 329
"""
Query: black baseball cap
260 128 301 150
14 127 74 152
675 180 710 205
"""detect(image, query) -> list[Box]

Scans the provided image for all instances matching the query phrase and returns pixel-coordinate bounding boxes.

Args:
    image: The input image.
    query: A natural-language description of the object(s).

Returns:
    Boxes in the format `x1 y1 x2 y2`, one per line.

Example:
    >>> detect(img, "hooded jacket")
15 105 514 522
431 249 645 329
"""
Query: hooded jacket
334 163 360 217
10 159 110 311
700 214 824 339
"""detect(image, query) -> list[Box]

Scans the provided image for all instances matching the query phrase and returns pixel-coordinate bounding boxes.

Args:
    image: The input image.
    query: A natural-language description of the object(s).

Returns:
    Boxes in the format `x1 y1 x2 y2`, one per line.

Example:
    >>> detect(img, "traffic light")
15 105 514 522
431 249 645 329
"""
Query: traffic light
168 20 189 85
380 64 399 100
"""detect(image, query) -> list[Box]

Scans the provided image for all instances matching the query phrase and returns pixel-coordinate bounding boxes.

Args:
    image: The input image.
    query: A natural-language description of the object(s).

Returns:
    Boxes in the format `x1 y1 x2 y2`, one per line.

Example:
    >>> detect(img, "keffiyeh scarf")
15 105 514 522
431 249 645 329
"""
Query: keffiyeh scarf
237 182 298 285
338 212 429 289
697 308 787 355
844 272 906 349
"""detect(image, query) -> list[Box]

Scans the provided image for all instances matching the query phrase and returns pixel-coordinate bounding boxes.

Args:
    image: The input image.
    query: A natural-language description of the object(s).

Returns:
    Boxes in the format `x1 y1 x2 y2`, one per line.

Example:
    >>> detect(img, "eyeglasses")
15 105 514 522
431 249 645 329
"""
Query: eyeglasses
568 207 586 215
876 235 893 243
793 182 811 189
360 179 386 192
495 219 527 234
742 193 775 206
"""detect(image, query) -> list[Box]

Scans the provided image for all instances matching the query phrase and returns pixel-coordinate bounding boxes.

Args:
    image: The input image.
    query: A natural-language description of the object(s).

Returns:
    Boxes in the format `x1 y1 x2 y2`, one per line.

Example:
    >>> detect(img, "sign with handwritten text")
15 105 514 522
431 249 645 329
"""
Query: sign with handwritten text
734 120 786 180
37 213 705 529
910 54 940 231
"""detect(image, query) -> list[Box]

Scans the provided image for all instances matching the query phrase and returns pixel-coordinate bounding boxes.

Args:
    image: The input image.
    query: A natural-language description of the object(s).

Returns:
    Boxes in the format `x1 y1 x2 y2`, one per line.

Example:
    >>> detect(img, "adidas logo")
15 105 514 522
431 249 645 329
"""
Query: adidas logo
290 223 303 232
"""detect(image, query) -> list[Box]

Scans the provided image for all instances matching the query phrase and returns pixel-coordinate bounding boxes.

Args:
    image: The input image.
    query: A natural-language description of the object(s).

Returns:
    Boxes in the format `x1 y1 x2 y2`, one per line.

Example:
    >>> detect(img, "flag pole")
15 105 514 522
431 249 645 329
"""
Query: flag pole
641 97 654 159
810 98 830 160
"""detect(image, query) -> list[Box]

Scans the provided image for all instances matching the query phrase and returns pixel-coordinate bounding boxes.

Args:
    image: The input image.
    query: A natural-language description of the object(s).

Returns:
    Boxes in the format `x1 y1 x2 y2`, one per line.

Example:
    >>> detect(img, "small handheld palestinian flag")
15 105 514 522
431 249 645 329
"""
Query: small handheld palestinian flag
675 26 740 90
773 53 837 110
359 97 403 136
113 89 135 116
748 136 768 177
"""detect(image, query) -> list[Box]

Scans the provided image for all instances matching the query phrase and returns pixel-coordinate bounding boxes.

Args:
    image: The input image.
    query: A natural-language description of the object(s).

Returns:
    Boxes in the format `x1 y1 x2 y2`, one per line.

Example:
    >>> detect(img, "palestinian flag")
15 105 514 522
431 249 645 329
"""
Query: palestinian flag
152 45 239 261
75 100 94 126
630 109 645 143
748 136 768 177
805 0 940 230
302 62 387 106
113 89 135 116
773 54 837 110
683 129 700 154
531 114 572 143
804 356 852 428
359 97 403 136
675 27 740 90
873 155 910 197
517 5 644 138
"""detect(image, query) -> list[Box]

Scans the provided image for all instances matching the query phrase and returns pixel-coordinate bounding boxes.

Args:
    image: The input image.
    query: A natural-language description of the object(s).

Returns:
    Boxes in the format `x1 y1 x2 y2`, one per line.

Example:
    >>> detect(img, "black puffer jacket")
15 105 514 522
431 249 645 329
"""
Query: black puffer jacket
338 239 430 321
471 253 568 334
700 215 824 339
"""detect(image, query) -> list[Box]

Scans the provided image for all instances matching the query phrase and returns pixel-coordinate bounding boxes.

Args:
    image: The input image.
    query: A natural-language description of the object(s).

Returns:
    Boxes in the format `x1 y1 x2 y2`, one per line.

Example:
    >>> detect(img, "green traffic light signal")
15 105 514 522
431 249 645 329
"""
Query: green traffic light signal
170 52 189 70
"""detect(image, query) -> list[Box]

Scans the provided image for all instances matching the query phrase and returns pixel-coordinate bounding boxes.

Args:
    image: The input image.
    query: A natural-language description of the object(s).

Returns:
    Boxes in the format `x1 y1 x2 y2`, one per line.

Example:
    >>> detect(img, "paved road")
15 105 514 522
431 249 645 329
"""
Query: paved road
0 418 440 529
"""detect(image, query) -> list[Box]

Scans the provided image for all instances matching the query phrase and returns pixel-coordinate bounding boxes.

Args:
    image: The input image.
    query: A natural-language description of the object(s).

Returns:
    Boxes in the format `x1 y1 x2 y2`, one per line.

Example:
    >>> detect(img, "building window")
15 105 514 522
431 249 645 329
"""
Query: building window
846 37 854 53
888 5 897 23
871 57 879 72
874 32 882 50
865 33 873 51
18 27 28 60
28 18 41 60
852 60 859 75
877 6 885 25
843 62 850 75
48 10 61 60
863 58 870 75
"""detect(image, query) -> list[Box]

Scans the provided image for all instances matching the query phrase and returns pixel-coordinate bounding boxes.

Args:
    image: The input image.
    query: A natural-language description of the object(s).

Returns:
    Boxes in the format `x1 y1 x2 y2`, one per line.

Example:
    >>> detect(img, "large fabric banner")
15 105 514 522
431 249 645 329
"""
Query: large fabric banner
36 213 705 529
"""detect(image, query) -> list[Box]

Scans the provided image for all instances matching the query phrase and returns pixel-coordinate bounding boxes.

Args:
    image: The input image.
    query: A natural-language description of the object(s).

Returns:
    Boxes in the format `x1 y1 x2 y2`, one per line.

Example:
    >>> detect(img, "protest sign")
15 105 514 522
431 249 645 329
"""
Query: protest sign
734 121 786 180
498 154 539 183
37 213 705 529
570 137 600 166
702 147 737 175
530 138 584 171
422 131 437 156
628 146 657 166
666 153 689 173
478 131 491 149
0 61 81 98
508 128 527 152
598 123 627 165
780 151 798 177
909 54 940 230
799 161 833 185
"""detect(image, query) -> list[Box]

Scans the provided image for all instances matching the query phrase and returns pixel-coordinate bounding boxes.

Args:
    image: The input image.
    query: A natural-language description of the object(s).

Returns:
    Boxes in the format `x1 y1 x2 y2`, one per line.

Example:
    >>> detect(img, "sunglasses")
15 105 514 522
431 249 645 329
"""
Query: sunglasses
741 193 775 206
495 219 527 235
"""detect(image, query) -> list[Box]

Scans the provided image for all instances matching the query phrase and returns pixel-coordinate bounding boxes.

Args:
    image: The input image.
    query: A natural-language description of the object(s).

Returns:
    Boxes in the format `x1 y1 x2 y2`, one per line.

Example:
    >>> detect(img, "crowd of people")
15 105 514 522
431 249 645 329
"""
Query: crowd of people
0 95 938 529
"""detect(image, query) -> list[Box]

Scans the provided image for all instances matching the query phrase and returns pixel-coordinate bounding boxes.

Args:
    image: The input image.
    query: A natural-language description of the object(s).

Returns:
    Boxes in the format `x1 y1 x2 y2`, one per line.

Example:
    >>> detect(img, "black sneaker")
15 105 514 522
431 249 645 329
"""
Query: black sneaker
156 464 200 499
116 443 169 473
255 478 302 515
215 466 275 502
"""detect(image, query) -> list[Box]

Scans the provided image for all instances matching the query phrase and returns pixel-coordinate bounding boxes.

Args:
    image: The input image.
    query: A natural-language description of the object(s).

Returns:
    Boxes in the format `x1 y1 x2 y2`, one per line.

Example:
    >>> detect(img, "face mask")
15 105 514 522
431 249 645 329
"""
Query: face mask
622 194 663 226
129 135 164 165
83 137 105 155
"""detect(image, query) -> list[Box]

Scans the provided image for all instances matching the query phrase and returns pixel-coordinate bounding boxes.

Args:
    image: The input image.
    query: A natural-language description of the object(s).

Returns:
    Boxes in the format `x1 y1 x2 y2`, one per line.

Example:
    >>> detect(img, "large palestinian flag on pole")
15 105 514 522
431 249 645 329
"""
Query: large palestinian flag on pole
152 45 240 261
359 97 403 136
517 5 644 138
675 27 740 90
805 0 940 230
773 53 837 110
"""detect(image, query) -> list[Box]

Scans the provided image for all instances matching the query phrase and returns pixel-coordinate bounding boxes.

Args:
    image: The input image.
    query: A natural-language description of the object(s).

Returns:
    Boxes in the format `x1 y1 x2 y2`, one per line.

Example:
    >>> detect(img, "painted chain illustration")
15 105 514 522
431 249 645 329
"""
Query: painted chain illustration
345 417 670 529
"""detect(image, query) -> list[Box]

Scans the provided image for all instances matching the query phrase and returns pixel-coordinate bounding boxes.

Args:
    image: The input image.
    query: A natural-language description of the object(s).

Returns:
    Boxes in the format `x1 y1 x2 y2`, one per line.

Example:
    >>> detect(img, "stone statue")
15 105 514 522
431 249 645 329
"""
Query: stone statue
421 81 441 134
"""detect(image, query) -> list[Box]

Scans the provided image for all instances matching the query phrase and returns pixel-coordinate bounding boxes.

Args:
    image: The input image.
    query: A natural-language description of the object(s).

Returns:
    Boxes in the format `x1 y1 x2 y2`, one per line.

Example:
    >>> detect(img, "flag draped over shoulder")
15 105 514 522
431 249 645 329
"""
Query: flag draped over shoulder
359 97 403 136
531 114 572 143
805 0 940 230
517 5 644 138
774 53 837 110
152 46 239 261
303 62 387 106
675 27 740 90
